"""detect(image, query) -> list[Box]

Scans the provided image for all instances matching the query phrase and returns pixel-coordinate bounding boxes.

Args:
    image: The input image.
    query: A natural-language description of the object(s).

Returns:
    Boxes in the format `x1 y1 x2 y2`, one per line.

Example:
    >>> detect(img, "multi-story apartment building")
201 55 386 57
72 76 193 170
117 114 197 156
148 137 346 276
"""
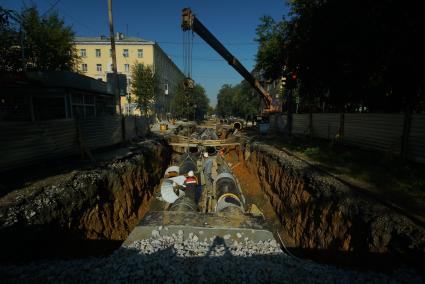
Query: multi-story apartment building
74 33 184 115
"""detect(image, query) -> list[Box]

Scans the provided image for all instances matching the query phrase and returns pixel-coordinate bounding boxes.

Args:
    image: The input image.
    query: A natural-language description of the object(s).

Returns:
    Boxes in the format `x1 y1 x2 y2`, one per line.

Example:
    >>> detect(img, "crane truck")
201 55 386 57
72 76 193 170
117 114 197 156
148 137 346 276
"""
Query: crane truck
181 8 281 119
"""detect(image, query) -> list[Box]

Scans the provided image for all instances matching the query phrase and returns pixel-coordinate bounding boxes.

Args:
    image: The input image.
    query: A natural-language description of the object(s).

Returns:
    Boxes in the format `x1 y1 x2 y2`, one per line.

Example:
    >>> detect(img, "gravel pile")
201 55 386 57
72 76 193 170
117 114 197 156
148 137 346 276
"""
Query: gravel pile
0 227 421 283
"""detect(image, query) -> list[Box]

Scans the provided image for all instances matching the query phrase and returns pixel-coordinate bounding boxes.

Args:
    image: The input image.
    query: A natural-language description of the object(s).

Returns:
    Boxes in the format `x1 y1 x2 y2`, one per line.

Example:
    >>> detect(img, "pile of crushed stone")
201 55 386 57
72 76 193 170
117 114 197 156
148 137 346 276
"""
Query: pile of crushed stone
0 227 421 283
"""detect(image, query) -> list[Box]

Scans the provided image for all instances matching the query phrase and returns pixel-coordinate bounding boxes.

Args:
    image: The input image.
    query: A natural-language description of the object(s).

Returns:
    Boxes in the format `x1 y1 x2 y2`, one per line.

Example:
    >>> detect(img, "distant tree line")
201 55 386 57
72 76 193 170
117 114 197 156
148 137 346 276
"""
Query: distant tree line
255 0 425 113
0 6 79 72
215 80 261 120
130 66 210 120
170 81 210 121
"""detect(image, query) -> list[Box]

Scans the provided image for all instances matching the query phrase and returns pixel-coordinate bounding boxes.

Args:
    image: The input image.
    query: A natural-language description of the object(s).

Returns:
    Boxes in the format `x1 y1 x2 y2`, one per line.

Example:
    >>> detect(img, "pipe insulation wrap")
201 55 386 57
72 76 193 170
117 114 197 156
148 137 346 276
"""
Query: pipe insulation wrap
214 172 244 212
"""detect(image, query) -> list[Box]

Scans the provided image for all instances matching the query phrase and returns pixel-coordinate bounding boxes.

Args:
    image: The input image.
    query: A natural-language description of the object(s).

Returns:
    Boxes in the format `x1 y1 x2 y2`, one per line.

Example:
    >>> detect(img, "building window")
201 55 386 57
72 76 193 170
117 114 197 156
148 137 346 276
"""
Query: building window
71 93 96 118
137 49 143 58
81 63 88 72
95 49 101 57
96 64 102 72
80 49 86 57
123 49 129 57
124 64 130 72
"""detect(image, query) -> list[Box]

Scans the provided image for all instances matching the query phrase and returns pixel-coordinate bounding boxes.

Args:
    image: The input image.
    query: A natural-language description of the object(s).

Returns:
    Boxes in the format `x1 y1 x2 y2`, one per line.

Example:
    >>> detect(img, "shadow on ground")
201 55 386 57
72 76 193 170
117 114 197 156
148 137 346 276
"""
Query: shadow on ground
0 236 423 283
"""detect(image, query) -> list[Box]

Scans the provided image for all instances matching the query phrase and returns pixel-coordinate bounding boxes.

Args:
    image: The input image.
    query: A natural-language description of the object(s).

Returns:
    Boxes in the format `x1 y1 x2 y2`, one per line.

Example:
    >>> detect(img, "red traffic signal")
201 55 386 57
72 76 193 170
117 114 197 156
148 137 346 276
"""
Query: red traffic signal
286 71 297 89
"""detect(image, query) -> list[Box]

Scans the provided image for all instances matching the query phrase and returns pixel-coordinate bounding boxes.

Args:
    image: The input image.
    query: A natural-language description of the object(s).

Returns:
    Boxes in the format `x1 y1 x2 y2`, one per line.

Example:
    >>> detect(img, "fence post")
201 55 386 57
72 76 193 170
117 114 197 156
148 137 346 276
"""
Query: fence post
287 89 293 136
121 115 126 142
74 117 94 161
400 109 412 160
339 112 345 143
308 111 313 138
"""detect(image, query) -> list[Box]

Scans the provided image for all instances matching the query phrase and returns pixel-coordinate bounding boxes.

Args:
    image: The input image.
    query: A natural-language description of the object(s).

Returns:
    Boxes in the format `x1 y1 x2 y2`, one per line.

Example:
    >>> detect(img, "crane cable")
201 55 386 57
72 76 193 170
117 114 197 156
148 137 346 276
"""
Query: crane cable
182 28 194 137
182 29 193 78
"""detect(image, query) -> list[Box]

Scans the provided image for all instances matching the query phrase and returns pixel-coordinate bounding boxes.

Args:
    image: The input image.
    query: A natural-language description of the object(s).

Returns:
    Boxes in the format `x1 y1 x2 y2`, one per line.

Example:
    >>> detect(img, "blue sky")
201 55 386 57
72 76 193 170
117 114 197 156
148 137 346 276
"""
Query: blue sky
1 0 289 106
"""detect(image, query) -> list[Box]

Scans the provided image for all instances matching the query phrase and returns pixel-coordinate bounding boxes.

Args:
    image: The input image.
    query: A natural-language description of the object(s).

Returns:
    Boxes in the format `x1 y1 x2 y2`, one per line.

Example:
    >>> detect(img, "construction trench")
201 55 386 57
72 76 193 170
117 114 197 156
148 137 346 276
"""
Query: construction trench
0 121 424 282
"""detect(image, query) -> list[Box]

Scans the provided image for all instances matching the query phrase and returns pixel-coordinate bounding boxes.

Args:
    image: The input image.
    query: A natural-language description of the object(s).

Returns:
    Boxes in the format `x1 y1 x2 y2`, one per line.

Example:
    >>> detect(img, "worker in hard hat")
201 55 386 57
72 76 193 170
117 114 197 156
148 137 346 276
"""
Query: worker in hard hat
202 152 213 187
184 171 198 188
183 170 198 202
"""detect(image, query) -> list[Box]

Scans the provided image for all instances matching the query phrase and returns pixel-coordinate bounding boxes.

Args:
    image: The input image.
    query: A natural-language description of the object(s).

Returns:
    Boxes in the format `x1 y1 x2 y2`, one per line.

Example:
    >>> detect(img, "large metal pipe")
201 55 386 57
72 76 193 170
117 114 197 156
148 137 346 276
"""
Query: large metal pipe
233 121 242 130
189 146 199 154
169 195 198 212
179 153 197 174
214 172 244 213
206 146 217 156
199 128 219 140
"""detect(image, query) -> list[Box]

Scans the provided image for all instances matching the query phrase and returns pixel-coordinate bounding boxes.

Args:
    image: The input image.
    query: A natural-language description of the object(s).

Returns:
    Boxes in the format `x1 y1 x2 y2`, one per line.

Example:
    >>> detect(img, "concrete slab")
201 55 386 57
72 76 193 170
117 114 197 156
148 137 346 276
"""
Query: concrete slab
123 211 274 246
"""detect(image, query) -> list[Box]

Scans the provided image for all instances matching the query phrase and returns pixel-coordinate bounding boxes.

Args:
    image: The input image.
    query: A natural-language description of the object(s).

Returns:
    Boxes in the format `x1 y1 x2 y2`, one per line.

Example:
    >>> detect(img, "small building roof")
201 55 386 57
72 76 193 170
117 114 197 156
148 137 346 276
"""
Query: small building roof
1 71 114 95
74 36 155 45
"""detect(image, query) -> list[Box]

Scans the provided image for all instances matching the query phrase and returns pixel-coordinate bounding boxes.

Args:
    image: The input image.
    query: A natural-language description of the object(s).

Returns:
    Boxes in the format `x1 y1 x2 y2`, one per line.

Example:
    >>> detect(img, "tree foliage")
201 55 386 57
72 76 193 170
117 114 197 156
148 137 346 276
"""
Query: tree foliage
131 64 158 116
171 81 210 120
216 81 261 119
255 0 425 112
216 84 234 117
0 6 79 72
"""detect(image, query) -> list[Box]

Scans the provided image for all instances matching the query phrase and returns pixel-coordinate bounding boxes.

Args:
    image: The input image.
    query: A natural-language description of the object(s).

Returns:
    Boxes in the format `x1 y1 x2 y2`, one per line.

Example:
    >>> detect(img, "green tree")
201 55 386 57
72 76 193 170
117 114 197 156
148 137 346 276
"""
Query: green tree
254 15 286 81
131 64 158 116
0 7 22 71
193 84 210 120
216 81 261 119
234 80 261 119
255 0 425 113
0 6 79 71
171 81 210 120
216 84 235 117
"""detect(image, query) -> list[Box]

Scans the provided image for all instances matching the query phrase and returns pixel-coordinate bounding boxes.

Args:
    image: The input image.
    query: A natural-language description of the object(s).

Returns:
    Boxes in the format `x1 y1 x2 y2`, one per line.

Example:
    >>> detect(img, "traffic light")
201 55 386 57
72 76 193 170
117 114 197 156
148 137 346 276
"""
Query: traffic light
286 71 297 89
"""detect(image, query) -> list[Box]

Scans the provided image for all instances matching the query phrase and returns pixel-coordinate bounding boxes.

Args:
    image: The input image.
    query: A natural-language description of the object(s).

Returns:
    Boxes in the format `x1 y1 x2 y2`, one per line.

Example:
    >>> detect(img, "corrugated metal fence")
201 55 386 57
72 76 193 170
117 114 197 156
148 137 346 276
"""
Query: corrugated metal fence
0 116 150 172
287 113 425 164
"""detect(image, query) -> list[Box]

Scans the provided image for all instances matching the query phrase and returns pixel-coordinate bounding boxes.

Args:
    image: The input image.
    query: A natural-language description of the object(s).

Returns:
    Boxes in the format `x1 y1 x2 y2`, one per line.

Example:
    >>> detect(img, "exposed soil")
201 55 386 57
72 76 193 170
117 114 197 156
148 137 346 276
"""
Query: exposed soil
0 138 172 263
244 127 425 225
224 139 425 272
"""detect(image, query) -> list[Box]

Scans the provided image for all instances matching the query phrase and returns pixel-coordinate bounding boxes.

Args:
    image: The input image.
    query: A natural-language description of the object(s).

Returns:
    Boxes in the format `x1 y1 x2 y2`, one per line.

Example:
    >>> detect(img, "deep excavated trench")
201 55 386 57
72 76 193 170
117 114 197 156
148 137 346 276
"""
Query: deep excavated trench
0 138 172 263
224 140 425 272
0 132 424 274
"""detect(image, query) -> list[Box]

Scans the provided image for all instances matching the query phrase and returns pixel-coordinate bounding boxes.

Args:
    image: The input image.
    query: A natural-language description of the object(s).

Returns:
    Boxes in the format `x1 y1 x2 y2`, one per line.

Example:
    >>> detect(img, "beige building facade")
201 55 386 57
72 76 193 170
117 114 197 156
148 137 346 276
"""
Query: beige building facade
74 34 184 115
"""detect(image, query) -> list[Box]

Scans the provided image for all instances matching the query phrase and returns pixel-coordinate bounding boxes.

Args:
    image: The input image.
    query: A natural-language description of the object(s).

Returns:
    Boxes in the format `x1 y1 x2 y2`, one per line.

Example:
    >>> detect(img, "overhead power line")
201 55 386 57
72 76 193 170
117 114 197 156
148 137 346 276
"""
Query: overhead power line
43 0 97 34
158 41 257 46
193 75 242 80
168 54 254 62
41 0 61 17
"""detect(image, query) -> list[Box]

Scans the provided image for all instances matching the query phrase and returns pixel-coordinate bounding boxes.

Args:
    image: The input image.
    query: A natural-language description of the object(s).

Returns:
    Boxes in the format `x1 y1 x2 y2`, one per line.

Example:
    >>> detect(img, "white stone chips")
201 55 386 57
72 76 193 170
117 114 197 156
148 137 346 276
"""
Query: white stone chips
0 227 421 283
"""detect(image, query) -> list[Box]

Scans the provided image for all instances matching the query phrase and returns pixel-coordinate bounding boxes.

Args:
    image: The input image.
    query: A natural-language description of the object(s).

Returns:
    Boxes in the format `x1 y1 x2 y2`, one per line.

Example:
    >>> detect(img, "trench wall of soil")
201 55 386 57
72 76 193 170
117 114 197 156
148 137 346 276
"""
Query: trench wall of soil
0 139 171 262
231 141 425 264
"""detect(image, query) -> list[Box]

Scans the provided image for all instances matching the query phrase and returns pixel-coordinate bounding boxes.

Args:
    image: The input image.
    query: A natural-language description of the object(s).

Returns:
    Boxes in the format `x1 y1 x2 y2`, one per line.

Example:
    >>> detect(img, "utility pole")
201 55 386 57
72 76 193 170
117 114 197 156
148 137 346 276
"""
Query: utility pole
107 0 121 115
